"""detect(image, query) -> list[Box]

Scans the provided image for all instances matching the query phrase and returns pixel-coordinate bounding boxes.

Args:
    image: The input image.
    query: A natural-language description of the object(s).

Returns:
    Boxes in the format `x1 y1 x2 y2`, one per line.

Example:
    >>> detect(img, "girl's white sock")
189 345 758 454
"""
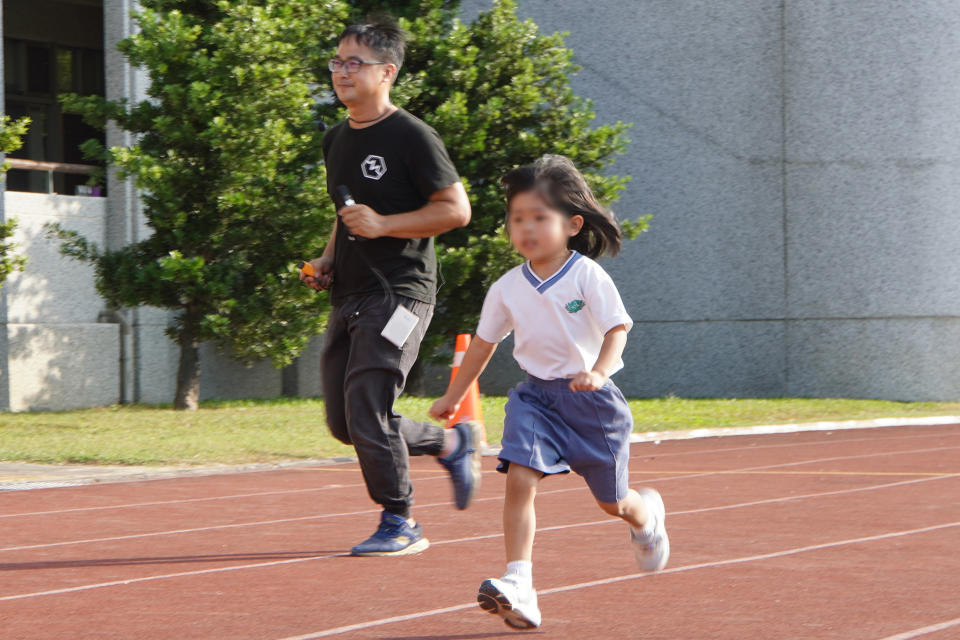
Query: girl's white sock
632 493 659 539
633 518 656 540
503 560 533 588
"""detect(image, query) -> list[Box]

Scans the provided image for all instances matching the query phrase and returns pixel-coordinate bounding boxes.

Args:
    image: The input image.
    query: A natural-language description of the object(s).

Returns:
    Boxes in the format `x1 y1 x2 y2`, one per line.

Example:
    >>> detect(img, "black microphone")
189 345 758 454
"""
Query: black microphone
336 185 359 241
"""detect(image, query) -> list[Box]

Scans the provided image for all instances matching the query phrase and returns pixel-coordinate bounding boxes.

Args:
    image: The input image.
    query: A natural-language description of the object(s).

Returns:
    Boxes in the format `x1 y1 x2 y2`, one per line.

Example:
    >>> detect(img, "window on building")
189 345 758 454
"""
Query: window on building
4 24 106 195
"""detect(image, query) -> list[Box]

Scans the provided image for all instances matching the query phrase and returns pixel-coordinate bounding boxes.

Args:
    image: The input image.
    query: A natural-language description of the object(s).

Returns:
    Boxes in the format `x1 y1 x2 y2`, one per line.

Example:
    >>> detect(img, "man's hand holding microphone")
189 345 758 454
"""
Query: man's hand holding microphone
336 184 387 241
299 184 382 291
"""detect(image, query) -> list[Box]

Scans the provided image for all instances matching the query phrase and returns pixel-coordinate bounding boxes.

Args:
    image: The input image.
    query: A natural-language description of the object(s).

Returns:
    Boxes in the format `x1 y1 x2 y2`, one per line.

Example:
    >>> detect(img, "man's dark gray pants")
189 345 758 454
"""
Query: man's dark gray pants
322 293 446 519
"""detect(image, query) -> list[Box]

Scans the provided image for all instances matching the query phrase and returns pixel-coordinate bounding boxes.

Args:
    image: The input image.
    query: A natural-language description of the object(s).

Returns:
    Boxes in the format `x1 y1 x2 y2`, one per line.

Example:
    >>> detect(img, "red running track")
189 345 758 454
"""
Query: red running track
1 424 959 640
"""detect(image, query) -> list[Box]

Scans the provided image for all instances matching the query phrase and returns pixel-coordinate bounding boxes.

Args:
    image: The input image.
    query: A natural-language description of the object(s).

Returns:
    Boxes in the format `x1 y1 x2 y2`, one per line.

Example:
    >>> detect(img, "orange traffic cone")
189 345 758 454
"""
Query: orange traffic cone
446 334 487 447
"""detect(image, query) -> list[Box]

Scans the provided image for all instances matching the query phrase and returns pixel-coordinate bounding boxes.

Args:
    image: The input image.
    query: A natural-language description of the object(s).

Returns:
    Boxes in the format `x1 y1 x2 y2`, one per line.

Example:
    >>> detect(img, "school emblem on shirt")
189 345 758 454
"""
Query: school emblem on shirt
361 155 387 180
565 299 585 313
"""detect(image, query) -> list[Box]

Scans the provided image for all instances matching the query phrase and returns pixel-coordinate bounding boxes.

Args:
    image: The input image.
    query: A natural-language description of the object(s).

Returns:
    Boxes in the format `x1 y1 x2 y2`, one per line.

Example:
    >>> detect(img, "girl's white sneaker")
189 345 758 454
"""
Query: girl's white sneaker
478 578 542 629
631 488 670 571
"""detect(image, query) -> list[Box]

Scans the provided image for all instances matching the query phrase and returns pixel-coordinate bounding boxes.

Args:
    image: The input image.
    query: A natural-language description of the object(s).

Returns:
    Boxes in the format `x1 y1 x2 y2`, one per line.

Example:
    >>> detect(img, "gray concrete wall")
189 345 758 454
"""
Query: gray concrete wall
783 1 960 400
0 184 291 410
460 0 960 401
2 192 120 411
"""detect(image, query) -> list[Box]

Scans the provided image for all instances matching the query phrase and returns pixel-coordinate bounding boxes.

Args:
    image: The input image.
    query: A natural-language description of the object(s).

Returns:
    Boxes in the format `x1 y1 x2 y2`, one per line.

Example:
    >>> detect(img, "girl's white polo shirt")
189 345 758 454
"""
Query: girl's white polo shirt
475 251 633 380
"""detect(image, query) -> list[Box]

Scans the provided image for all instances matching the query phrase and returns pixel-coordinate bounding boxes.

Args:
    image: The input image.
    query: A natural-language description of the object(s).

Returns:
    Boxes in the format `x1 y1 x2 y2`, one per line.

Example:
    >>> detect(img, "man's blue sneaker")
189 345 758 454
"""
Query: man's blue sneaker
350 511 430 557
437 420 483 509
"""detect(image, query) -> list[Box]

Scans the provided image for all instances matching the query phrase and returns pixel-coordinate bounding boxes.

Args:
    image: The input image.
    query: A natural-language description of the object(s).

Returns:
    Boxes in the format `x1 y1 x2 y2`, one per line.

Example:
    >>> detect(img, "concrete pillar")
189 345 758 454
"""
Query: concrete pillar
103 0 146 403
1 0 10 410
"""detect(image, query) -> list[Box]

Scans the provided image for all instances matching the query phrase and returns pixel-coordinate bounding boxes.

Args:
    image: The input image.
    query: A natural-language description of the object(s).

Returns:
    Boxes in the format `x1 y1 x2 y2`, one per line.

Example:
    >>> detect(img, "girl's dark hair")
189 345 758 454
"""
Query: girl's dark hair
501 154 623 259
339 16 406 71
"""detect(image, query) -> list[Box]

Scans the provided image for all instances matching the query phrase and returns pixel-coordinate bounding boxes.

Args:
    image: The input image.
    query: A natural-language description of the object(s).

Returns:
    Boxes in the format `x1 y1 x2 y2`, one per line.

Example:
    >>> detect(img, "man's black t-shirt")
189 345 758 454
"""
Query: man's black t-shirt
322 109 460 305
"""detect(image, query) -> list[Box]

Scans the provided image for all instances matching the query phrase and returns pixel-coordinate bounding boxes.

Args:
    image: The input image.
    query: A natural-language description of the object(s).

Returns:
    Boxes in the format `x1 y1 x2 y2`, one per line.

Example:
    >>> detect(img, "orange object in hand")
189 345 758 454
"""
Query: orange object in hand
298 261 316 278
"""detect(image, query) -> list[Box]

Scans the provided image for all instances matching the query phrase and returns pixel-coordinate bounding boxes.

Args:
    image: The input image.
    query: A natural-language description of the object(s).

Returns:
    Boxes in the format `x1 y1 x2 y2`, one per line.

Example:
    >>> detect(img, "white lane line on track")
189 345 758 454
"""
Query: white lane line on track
632 428 960 460
643 444 960 486
0 470 489 519
0 472 475 519
411 474 960 549
1 472 956 602
274 519 960 639
630 416 960 446
3 428 954 519
0 485 370 520
875 617 960 640
0 506 386 553
277 603 479 640
0 551 345 603
3 443 957 553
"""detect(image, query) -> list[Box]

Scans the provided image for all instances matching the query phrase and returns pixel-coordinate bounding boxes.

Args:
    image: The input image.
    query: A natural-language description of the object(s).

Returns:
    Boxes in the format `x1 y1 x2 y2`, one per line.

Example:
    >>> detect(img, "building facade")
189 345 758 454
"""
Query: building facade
2 0 960 410
1 0 323 411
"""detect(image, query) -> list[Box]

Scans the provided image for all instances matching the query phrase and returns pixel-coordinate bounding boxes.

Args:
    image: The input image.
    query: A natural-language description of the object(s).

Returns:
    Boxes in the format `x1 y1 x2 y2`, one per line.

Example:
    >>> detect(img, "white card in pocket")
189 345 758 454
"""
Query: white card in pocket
381 304 419 349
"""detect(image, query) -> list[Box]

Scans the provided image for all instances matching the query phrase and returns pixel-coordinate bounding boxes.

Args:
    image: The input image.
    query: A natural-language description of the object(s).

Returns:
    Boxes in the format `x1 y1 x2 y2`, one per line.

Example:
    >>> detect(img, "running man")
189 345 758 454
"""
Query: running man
301 18 482 556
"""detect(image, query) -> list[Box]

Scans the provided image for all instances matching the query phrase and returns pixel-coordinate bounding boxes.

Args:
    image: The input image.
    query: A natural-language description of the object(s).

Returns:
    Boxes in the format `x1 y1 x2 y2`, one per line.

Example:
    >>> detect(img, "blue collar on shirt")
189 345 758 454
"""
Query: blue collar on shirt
521 251 583 294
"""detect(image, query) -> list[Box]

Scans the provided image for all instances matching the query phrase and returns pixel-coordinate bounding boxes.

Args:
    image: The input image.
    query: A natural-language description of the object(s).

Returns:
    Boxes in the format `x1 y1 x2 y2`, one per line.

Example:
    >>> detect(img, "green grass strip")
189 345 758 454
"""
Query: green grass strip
1 396 958 466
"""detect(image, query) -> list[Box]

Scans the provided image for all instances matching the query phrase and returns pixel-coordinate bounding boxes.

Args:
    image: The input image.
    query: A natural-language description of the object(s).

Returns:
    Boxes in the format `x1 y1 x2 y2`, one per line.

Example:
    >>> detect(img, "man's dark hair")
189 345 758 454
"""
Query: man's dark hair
339 17 407 71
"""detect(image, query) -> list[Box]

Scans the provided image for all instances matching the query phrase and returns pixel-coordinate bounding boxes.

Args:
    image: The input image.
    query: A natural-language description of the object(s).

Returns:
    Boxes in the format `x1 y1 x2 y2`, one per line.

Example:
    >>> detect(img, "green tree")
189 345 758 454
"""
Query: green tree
49 0 347 409
0 115 30 289
349 0 648 368
47 0 646 409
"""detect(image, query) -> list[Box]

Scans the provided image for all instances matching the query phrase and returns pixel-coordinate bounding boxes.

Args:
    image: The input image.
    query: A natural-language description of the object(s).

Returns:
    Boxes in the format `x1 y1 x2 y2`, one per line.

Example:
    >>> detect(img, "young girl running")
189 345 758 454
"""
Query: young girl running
429 155 669 630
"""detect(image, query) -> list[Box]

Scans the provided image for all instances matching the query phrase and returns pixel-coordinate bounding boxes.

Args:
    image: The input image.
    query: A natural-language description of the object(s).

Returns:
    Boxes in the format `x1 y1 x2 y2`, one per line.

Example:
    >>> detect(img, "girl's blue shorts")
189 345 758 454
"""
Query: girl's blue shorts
497 374 633 503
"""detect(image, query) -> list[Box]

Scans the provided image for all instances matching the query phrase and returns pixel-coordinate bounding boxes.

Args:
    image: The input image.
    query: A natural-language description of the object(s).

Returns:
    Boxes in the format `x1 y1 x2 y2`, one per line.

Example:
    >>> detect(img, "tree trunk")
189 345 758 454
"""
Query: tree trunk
281 358 300 397
174 322 201 411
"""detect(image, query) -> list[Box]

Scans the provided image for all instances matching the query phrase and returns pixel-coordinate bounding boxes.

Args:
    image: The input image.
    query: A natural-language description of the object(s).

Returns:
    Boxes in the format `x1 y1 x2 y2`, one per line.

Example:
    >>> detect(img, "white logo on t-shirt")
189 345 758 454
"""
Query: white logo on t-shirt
361 155 387 180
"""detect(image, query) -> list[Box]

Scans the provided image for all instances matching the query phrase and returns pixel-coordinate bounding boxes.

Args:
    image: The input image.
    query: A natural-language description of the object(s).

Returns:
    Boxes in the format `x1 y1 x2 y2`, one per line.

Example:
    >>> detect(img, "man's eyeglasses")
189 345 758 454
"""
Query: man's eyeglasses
328 58 387 73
